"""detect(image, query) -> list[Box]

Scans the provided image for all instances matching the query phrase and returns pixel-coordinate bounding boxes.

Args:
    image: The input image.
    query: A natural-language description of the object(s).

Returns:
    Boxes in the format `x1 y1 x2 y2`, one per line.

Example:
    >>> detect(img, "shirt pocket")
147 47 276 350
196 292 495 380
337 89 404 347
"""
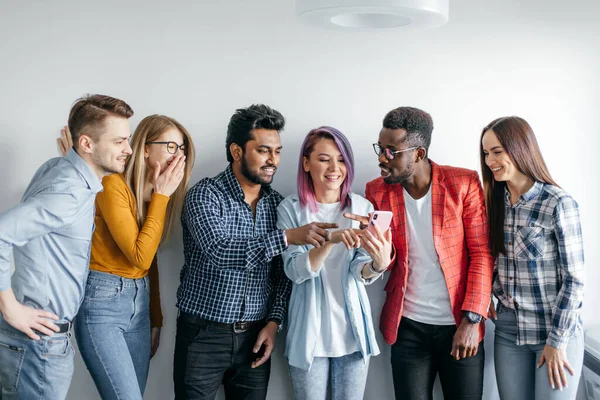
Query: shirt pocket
515 226 546 260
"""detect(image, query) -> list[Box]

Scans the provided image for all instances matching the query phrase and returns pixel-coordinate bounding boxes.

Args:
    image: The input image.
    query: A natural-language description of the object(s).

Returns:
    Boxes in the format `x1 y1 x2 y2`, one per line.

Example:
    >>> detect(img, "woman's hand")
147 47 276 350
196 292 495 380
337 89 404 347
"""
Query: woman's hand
361 224 392 271
152 154 186 196
329 228 364 250
538 344 575 390
57 126 73 156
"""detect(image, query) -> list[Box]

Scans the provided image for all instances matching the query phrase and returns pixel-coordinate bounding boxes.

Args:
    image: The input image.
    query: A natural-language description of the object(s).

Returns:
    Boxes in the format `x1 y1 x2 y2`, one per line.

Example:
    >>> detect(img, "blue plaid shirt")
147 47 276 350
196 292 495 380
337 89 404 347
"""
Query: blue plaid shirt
177 165 291 324
493 182 584 349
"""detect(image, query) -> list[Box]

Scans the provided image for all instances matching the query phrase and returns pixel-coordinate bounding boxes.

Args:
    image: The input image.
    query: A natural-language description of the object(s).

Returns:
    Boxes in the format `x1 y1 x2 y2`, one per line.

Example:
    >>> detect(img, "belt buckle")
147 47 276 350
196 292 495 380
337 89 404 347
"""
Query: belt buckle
233 322 250 333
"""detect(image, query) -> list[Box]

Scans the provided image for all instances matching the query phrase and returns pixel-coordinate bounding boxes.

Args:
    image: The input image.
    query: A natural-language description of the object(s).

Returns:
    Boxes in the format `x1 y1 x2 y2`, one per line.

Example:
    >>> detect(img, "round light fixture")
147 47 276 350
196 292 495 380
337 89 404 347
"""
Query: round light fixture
296 0 449 31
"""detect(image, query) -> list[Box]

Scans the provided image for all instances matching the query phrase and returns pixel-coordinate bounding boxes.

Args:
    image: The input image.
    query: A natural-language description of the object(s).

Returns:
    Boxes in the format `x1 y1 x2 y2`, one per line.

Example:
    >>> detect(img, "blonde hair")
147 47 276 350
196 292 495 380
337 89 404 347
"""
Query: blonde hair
124 114 196 241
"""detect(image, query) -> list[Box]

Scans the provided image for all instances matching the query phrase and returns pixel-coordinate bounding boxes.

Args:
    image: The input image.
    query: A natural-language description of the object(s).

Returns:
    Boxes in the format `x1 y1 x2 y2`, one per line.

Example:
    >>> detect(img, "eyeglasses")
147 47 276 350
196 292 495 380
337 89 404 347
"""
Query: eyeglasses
372 143 418 160
146 141 186 155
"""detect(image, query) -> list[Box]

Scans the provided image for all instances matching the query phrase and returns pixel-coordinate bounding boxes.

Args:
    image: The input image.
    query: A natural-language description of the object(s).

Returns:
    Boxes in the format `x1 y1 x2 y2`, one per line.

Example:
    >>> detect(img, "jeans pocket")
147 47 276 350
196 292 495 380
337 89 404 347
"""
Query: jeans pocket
177 319 208 342
42 336 71 359
86 282 120 301
0 341 26 395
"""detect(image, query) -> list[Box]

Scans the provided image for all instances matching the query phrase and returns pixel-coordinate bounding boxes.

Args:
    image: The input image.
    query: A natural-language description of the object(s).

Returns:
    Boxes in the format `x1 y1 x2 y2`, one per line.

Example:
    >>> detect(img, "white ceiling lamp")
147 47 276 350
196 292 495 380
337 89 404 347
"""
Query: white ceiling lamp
296 0 449 31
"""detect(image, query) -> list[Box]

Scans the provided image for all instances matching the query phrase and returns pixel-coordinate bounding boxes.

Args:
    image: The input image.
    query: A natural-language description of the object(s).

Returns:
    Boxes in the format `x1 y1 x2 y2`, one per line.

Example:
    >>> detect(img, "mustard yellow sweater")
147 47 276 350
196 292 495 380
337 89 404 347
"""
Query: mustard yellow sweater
90 173 168 327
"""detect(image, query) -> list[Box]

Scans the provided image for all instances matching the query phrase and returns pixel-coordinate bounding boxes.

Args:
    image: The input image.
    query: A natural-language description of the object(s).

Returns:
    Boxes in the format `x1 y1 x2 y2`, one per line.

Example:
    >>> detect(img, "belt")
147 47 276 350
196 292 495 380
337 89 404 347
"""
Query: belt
55 321 71 333
34 321 71 335
179 311 263 333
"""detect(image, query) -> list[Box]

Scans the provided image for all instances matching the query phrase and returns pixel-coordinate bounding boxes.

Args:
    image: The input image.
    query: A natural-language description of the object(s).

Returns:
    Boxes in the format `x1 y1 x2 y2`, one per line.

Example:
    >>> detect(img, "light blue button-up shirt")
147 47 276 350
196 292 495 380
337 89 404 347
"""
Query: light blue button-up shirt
277 193 381 371
0 148 102 322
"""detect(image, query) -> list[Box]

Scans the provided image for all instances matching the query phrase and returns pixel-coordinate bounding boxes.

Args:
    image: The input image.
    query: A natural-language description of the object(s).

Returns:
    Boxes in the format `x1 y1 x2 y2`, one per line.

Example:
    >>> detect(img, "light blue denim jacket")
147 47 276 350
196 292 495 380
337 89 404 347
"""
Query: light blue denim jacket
277 193 381 371
0 149 102 323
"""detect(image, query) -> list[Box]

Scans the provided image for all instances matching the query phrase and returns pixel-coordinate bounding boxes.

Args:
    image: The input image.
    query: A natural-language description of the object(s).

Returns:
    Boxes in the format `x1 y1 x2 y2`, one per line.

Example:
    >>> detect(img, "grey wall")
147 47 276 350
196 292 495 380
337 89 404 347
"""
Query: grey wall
1 0 598 398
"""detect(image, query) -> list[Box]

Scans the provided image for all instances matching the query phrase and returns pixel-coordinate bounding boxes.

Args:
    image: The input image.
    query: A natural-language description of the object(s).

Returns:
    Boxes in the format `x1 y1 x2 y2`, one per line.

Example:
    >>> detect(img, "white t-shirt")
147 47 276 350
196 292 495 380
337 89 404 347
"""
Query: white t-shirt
312 202 359 358
401 187 455 325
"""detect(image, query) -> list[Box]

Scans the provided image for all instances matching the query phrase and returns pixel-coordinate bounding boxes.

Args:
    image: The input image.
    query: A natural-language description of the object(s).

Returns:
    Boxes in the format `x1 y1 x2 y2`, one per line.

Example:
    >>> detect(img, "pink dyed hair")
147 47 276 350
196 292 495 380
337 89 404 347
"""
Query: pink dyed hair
297 126 355 213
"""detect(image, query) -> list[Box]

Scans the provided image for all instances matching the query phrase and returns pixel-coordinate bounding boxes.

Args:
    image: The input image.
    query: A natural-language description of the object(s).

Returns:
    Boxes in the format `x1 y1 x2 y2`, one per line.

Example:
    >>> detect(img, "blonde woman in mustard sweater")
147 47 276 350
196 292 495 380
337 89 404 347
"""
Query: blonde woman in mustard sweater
59 115 195 399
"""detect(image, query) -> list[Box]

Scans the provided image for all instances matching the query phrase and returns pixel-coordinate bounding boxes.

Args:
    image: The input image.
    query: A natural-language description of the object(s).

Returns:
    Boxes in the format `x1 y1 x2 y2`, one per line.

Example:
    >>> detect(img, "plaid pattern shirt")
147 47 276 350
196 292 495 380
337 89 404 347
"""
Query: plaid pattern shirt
367 161 494 345
177 165 292 324
493 182 585 349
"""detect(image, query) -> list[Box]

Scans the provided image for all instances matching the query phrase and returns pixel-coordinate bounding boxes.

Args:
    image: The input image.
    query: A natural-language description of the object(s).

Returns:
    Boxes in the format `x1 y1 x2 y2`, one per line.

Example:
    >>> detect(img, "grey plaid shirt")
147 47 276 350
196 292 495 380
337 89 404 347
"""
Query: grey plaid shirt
177 165 291 324
493 181 584 349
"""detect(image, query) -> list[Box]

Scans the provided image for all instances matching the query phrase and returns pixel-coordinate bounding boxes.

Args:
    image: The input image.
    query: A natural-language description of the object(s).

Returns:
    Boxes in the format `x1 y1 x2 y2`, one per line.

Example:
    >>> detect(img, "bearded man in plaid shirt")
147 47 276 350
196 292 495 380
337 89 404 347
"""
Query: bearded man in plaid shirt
173 104 337 400
348 106 494 399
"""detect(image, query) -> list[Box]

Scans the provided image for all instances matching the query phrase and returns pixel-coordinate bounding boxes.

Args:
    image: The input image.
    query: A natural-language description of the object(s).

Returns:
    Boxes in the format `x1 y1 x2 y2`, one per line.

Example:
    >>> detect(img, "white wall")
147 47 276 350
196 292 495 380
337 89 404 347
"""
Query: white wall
1 0 598 399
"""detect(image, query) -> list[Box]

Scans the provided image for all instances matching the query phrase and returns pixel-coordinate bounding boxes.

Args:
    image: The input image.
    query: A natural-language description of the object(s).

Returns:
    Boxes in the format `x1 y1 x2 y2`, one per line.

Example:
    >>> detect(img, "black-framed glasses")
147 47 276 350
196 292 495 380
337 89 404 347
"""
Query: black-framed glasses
372 143 417 160
146 141 186 155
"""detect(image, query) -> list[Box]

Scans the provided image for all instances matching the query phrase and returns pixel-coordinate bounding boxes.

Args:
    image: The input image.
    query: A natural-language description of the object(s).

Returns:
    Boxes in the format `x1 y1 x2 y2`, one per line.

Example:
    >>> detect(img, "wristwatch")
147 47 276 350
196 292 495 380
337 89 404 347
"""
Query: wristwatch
463 311 483 324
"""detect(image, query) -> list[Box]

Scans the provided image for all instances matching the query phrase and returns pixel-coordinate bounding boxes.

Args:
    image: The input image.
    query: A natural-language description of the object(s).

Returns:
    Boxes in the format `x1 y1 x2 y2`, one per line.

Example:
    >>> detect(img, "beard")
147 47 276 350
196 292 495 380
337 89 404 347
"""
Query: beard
241 154 276 186
381 160 414 185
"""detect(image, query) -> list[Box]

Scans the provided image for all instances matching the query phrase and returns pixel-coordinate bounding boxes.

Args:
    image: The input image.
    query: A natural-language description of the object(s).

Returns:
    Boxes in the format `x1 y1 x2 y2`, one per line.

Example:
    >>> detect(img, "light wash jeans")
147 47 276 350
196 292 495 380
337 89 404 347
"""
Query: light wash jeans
494 303 584 400
75 270 151 400
0 317 74 400
288 351 369 400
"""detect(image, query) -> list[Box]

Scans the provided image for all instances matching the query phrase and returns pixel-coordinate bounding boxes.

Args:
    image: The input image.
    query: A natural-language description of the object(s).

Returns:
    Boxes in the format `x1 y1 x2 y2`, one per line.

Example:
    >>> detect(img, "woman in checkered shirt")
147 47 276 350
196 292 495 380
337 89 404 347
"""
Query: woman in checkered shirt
481 116 585 400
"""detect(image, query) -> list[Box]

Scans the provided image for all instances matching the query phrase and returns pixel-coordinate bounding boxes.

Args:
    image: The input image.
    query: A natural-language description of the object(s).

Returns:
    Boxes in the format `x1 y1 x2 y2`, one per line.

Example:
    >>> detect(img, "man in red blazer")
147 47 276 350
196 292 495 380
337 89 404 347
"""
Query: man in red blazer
353 107 493 399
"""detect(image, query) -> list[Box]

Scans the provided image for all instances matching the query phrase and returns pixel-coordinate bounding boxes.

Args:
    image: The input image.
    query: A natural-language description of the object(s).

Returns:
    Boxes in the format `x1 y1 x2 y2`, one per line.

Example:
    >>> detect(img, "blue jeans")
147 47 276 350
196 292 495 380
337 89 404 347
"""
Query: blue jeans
494 304 584 400
74 270 151 400
288 352 369 400
0 318 74 400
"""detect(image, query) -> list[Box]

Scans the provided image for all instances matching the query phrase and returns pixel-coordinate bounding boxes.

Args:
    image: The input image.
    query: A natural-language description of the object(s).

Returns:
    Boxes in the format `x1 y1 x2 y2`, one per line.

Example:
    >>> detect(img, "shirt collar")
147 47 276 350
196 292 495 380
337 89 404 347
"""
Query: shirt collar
65 148 103 194
504 181 543 205
224 164 274 201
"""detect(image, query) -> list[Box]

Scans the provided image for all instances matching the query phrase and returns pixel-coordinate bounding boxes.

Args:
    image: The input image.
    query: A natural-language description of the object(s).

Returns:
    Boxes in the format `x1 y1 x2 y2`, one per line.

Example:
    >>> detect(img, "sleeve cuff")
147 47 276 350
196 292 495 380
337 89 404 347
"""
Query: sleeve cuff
265 230 287 260
547 330 571 350
299 252 321 280
267 309 285 325
150 317 163 328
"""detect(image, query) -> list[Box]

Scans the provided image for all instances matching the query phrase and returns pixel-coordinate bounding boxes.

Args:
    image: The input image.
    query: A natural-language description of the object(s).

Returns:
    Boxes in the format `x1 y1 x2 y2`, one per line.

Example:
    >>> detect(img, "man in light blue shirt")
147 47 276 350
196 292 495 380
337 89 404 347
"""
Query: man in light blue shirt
0 94 134 399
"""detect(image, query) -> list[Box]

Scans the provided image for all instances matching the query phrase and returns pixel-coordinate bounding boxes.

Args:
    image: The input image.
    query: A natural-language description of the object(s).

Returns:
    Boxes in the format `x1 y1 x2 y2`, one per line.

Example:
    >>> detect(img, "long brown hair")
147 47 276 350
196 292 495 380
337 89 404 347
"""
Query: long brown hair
480 116 558 257
124 115 196 242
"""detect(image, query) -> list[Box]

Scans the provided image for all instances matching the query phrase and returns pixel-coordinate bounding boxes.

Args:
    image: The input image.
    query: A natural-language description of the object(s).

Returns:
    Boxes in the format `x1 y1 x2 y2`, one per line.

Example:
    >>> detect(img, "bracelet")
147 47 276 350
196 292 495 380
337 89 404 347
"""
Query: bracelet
368 261 385 275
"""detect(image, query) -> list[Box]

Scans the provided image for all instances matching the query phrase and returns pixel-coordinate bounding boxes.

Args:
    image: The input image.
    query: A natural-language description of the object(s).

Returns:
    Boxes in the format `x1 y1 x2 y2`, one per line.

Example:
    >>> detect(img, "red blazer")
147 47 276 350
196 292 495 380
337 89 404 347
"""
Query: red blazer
366 161 493 345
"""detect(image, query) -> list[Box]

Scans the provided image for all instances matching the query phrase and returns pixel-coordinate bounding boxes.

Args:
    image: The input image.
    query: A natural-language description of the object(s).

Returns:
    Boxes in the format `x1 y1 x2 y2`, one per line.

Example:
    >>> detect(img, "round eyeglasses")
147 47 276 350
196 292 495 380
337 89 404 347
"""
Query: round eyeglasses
146 141 186 155
372 143 417 160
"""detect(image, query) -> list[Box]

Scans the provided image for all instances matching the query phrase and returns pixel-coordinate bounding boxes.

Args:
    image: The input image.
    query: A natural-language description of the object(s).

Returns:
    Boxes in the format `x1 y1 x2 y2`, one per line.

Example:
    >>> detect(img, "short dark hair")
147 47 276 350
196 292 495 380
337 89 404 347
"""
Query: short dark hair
225 104 285 162
383 106 433 153
68 94 134 150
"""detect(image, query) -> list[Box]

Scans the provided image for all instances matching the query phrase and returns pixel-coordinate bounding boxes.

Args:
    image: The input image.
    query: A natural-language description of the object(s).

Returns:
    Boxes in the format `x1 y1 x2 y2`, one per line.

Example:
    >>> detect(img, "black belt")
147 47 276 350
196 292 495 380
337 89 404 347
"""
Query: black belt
55 322 71 333
179 311 263 333
34 321 71 335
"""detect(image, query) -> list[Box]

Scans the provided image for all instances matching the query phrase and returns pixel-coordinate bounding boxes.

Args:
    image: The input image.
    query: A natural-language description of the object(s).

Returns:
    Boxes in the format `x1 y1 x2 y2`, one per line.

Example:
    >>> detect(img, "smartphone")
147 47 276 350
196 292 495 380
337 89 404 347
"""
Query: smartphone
367 211 393 235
